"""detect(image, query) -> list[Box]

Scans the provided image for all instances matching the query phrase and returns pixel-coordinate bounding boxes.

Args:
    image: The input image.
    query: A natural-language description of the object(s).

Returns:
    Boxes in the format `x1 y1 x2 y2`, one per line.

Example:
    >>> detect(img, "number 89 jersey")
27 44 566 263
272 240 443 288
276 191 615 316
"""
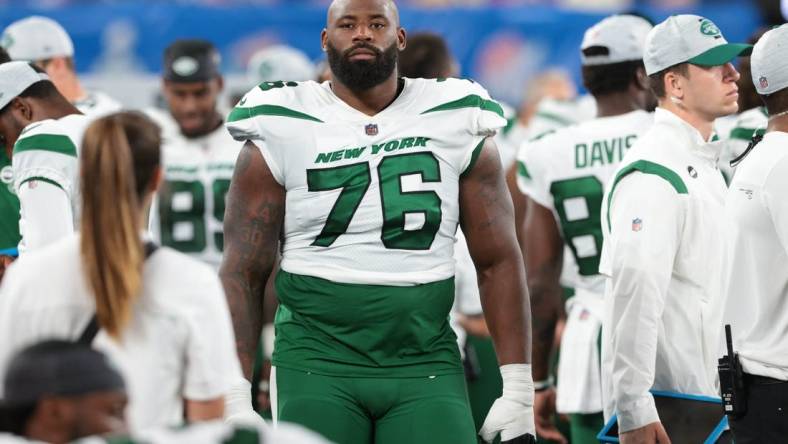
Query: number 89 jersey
226 78 506 286
147 109 244 269
516 110 653 295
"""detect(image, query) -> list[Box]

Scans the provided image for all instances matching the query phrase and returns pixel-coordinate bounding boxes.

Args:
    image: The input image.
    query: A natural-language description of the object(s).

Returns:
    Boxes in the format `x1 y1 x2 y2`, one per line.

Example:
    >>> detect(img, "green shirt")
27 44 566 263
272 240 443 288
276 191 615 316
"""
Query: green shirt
0 149 20 253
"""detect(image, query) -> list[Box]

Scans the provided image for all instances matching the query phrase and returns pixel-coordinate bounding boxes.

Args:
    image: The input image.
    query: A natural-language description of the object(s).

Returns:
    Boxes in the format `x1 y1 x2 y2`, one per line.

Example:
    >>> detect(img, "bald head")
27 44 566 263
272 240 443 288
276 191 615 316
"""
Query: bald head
327 0 400 27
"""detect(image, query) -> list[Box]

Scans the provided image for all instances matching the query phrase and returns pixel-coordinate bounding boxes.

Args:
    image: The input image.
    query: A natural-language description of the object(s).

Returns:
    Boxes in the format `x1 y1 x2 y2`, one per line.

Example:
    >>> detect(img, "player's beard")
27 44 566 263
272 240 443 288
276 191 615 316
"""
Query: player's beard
327 41 398 91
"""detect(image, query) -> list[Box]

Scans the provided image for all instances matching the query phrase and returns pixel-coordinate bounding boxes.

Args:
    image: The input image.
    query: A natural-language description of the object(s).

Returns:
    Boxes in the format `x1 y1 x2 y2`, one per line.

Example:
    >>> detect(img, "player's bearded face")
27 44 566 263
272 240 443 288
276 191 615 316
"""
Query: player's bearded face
326 40 398 90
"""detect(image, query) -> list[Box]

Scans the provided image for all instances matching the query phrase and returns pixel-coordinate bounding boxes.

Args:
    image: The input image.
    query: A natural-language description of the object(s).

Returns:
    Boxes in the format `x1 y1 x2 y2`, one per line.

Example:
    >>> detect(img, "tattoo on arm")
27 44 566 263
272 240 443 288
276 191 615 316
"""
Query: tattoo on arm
219 142 285 379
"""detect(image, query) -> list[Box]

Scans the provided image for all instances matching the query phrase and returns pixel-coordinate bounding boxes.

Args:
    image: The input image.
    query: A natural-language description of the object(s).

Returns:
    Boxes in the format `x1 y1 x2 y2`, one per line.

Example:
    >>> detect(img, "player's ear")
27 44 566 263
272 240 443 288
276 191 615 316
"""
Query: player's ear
666 70 685 101
397 27 406 51
12 97 34 123
321 29 328 53
635 66 649 91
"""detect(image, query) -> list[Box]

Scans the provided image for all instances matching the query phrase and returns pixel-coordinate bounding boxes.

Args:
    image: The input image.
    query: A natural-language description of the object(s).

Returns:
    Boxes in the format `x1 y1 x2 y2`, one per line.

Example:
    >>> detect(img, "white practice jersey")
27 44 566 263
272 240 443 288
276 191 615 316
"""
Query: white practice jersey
147 111 244 269
226 78 506 285
517 110 653 295
73 90 123 118
12 114 93 252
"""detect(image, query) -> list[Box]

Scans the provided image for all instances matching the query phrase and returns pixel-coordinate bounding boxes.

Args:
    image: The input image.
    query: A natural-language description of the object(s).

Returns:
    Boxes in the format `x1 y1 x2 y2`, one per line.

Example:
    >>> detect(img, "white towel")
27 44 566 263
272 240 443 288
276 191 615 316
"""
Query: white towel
556 290 604 414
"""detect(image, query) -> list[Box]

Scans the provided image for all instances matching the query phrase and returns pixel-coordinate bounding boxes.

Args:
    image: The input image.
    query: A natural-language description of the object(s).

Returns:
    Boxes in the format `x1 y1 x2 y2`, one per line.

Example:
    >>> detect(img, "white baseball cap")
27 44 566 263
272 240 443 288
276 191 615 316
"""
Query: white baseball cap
581 15 653 66
1 16 74 62
0 61 51 110
246 45 315 84
750 24 788 95
643 14 751 75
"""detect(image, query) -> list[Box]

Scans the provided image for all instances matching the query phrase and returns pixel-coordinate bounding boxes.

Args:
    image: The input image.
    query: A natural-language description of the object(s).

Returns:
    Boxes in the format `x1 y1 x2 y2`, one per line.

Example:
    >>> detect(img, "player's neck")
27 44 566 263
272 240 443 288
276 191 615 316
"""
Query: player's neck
767 112 788 134
331 74 402 116
659 100 714 142
36 99 81 122
595 92 641 118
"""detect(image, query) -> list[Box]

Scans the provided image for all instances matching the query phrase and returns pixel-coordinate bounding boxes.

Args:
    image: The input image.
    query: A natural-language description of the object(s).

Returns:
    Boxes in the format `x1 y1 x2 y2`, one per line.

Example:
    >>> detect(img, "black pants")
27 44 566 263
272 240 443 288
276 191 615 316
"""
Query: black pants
728 374 788 443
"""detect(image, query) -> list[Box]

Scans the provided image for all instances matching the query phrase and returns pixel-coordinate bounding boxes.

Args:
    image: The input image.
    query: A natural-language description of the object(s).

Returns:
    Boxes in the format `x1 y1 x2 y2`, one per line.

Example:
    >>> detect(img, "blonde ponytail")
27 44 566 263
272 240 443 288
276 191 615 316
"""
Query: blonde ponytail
80 112 161 339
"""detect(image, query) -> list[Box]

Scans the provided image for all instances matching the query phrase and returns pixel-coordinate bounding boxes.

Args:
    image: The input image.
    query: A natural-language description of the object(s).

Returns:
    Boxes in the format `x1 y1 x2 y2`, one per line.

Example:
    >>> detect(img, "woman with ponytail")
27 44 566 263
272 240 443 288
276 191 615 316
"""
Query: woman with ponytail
0 112 245 431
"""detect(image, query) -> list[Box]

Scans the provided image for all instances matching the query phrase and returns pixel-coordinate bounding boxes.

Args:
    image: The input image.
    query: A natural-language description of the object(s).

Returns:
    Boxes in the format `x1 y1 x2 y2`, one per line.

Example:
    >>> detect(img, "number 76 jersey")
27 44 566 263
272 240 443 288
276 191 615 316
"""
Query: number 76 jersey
226 78 506 286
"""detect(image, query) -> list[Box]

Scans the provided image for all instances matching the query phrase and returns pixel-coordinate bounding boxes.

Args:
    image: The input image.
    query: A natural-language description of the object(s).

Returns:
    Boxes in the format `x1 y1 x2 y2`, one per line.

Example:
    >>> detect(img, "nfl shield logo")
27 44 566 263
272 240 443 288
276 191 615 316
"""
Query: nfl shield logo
760 76 769 89
365 123 378 136
632 218 643 232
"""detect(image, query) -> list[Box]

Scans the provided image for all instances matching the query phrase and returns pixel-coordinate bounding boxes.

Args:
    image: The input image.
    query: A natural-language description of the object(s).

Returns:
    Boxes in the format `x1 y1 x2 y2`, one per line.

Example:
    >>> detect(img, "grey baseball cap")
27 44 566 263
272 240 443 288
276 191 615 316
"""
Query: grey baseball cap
581 15 653 66
1 16 74 62
643 14 752 75
0 61 50 110
750 24 788 95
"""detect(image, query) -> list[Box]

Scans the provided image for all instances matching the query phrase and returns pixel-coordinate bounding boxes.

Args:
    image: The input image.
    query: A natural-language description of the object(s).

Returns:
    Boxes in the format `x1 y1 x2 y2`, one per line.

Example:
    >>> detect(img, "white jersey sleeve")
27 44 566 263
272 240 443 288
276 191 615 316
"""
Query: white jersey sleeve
515 134 554 209
12 115 90 253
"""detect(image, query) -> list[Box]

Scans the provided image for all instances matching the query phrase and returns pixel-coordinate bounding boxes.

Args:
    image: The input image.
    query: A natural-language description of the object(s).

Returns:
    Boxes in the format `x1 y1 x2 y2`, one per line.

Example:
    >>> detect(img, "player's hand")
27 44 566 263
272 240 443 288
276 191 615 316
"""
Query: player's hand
479 364 536 443
225 377 267 428
620 421 671 444
534 386 567 444
0 255 14 283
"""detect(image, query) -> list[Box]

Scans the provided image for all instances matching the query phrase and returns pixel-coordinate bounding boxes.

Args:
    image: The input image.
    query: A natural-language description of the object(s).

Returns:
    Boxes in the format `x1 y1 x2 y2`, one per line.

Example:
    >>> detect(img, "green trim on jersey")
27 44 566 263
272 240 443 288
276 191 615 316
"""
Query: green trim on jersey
273 270 462 378
502 115 517 135
13 134 77 157
460 139 485 178
729 127 765 141
421 94 504 118
517 160 531 179
606 160 687 230
19 176 64 191
227 104 323 123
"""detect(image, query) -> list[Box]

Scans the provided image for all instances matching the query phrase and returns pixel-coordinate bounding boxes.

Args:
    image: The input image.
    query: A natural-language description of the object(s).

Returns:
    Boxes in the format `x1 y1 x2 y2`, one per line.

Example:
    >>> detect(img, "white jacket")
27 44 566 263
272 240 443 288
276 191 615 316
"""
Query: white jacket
599 108 727 432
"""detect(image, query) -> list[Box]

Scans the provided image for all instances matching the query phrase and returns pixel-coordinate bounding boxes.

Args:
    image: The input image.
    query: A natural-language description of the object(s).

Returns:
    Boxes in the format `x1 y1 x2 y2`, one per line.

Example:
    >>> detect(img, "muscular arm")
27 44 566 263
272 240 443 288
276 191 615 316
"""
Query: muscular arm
460 138 531 365
219 141 285 379
522 198 564 381
506 162 529 247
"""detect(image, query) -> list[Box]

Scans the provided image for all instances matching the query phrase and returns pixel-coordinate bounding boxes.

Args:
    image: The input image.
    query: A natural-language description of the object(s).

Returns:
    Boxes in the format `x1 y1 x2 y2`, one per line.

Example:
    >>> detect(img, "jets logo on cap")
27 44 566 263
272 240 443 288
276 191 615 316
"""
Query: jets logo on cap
759 76 769 89
699 19 721 38
172 56 199 76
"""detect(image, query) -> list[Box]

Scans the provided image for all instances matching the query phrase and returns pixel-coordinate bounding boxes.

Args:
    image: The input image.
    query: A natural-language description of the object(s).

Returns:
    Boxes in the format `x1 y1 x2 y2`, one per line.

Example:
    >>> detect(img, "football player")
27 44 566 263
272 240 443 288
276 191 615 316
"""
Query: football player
221 0 535 442
516 15 654 444
0 61 91 254
147 40 244 269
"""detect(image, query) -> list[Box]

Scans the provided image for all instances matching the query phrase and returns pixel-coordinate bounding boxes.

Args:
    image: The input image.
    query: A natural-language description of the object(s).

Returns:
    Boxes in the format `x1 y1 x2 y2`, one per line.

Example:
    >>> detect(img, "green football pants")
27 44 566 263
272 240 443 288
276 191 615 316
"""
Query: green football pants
273 366 477 444
569 412 605 444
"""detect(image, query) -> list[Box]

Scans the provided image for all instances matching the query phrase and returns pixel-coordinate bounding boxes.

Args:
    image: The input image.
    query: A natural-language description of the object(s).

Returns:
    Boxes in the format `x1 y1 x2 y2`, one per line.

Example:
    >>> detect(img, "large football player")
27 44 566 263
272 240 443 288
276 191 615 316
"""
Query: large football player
220 0 535 443
147 40 244 269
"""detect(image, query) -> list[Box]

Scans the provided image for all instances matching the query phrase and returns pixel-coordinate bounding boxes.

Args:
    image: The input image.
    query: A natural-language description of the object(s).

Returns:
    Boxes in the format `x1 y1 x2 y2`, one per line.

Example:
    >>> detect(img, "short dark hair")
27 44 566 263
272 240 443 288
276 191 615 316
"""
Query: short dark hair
762 88 788 117
398 33 453 79
648 63 690 98
0 404 36 435
0 47 10 64
0 79 61 115
581 55 645 97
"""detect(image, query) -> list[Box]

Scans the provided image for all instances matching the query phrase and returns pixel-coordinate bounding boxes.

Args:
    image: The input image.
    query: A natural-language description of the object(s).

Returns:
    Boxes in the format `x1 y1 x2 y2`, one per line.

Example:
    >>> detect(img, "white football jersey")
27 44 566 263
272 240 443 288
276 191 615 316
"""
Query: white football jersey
73 90 123 118
719 106 767 179
147 110 244 269
12 114 93 251
226 78 506 285
517 110 653 294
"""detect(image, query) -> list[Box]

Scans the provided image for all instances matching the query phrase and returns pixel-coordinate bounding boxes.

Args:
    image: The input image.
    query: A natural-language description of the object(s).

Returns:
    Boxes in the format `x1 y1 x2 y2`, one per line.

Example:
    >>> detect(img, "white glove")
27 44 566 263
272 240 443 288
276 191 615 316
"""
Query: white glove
224 377 268 429
479 364 536 443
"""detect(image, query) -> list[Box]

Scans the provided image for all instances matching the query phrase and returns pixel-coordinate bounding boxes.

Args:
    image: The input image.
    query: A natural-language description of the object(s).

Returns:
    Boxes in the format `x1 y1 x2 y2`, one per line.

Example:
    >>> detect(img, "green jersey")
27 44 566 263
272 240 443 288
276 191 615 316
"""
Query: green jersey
0 149 20 253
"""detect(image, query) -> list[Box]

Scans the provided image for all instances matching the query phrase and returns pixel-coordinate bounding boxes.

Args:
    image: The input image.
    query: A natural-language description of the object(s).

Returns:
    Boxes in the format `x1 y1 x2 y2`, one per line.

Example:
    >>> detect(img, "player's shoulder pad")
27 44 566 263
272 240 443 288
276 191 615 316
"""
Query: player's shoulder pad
13 118 78 158
416 77 504 118
228 80 323 123
226 80 323 142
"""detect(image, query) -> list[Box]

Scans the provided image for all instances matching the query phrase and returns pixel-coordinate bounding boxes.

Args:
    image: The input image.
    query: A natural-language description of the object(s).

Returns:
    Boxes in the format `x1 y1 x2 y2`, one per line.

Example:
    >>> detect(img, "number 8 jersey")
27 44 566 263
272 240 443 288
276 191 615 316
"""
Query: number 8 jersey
516 109 653 295
227 78 506 286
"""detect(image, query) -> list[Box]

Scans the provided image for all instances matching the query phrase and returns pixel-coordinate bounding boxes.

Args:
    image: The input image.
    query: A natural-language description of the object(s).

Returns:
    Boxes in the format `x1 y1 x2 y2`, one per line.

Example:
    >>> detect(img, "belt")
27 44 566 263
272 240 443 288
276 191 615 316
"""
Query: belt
744 373 788 385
